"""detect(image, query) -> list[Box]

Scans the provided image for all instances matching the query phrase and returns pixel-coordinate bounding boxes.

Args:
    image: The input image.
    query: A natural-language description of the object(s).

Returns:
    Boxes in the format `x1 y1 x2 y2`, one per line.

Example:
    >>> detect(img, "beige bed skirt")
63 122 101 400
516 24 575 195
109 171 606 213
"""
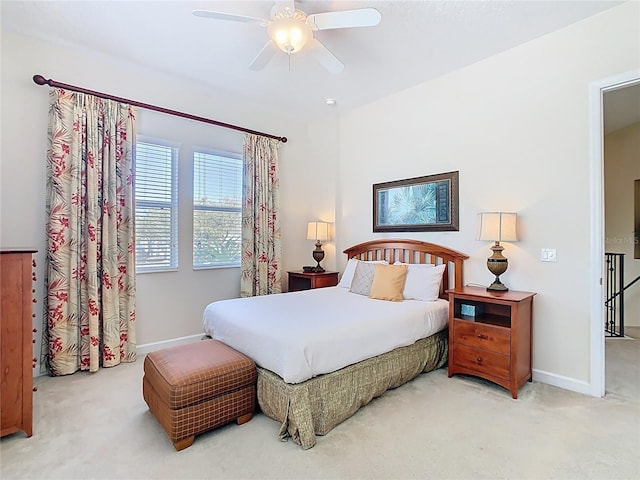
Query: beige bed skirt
257 329 448 449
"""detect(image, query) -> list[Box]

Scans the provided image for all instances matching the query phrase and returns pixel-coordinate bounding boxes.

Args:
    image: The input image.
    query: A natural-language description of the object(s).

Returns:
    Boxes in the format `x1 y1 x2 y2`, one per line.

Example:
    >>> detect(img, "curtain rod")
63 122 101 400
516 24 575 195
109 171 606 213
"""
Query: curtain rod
32 74 287 143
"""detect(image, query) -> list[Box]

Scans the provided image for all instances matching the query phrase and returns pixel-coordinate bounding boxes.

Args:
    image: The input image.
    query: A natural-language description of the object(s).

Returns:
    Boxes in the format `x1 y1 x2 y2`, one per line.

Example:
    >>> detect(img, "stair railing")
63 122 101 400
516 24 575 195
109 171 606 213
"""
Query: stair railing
605 253 624 337
604 252 633 337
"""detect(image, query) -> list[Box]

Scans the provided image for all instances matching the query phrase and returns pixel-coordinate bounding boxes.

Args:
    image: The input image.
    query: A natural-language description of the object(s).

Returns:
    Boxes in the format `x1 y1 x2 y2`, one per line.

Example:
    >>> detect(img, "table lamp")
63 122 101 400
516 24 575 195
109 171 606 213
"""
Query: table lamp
477 212 518 291
306 221 330 272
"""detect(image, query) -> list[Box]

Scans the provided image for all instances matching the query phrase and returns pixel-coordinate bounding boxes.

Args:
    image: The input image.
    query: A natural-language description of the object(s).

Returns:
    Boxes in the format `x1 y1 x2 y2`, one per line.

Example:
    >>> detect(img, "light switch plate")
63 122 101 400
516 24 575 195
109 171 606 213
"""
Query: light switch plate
541 248 557 262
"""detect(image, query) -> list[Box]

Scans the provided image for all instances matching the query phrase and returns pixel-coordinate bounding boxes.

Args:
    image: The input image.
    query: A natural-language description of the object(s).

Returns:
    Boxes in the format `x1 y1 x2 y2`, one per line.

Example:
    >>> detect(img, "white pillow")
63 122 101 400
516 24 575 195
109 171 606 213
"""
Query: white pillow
402 264 447 301
337 259 387 288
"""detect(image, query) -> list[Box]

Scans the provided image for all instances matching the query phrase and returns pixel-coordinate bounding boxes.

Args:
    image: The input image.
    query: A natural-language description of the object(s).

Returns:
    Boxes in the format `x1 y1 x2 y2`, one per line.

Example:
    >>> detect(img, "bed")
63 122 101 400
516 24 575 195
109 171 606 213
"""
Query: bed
202 239 468 449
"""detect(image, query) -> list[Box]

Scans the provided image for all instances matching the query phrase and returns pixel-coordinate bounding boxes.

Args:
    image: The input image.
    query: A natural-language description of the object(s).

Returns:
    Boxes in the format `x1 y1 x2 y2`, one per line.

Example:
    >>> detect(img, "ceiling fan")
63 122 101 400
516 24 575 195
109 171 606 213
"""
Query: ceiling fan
193 0 381 74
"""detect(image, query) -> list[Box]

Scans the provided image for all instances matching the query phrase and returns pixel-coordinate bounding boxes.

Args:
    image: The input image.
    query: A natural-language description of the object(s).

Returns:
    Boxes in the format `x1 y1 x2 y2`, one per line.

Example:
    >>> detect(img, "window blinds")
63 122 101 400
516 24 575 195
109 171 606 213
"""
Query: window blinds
193 151 242 268
135 141 178 272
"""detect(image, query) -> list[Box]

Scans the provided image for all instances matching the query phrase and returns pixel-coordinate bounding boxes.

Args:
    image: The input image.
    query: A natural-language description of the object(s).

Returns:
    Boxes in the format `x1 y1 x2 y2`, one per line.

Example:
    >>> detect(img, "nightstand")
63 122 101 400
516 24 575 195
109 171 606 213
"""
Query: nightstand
287 271 339 292
447 286 536 399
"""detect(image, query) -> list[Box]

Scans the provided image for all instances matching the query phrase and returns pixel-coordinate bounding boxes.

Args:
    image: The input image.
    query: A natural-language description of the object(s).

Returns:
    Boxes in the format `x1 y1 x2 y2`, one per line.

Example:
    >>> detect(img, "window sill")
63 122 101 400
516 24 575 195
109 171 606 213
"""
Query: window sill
193 264 240 271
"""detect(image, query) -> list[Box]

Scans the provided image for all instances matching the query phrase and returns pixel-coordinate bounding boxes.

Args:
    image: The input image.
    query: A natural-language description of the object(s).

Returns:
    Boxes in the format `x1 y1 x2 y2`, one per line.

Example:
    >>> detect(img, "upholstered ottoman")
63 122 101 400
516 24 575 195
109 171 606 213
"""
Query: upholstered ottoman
143 339 257 451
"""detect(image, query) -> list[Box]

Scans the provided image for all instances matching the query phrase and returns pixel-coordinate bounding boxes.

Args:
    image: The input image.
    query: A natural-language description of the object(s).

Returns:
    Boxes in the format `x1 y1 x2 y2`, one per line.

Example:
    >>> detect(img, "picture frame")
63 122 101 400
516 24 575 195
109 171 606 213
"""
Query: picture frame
373 171 459 232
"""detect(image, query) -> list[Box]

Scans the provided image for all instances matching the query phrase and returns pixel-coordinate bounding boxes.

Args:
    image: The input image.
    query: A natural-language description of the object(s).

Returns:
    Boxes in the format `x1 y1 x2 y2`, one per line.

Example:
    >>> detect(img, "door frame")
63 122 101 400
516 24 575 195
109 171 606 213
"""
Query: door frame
589 69 640 397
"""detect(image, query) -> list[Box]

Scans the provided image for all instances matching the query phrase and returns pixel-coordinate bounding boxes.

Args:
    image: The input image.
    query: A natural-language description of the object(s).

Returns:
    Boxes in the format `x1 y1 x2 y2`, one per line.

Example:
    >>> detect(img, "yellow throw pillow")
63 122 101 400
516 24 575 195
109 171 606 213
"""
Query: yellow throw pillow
369 263 408 302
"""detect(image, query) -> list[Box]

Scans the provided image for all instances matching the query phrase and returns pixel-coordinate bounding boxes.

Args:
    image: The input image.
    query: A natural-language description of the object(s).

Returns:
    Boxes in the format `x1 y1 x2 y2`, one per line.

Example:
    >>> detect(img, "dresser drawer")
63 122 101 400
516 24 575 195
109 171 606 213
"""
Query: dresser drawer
453 319 510 354
452 344 511 380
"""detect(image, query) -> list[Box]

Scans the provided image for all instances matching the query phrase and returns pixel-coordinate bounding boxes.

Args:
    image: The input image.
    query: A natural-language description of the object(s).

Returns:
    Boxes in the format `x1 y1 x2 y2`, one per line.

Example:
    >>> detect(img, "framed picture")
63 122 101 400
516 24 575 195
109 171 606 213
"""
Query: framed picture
373 171 459 232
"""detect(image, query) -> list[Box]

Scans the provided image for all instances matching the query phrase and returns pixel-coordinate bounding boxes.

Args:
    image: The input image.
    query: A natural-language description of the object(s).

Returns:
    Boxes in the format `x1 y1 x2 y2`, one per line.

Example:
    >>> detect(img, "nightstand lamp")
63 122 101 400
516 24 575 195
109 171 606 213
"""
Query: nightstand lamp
306 221 330 272
477 212 518 292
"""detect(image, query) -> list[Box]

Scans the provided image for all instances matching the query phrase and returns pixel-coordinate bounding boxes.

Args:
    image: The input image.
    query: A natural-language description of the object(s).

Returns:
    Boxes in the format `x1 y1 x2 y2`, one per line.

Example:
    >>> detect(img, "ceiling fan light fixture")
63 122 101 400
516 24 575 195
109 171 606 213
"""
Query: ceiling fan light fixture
267 10 312 54
194 2 382 74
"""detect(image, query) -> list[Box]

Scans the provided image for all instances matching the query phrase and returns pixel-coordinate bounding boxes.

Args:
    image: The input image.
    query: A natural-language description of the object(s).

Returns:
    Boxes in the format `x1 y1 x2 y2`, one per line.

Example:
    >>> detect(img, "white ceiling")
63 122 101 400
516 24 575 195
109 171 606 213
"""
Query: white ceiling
604 83 640 135
1 0 633 125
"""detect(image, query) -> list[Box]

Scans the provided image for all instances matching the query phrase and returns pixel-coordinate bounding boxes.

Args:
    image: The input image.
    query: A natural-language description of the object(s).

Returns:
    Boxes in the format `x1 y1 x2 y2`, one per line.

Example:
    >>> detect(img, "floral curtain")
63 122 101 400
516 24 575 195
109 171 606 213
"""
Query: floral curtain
240 134 282 297
43 89 137 376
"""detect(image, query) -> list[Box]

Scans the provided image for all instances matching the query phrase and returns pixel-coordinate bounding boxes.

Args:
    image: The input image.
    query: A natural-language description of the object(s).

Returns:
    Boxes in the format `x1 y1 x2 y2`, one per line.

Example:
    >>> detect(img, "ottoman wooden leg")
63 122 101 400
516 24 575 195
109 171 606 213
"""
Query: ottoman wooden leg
237 412 253 425
173 436 194 451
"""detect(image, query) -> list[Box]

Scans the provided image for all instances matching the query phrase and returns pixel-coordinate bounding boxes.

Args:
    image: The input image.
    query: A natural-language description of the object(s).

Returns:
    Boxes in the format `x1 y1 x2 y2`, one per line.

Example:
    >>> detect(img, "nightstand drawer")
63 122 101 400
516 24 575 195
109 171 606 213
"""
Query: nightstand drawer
311 275 339 289
287 271 339 292
453 320 510 355
452 344 510 380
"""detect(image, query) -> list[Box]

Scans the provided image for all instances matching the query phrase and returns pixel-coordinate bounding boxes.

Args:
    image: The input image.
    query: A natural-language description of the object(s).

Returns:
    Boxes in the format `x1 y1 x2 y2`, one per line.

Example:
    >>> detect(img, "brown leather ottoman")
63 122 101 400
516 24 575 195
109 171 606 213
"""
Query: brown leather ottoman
143 339 256 451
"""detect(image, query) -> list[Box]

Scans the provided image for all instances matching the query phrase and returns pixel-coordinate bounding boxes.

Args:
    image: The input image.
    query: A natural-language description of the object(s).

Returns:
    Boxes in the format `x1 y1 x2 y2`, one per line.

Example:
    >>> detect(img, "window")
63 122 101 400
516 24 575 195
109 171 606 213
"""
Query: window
134 139 179 272
193 150 242 268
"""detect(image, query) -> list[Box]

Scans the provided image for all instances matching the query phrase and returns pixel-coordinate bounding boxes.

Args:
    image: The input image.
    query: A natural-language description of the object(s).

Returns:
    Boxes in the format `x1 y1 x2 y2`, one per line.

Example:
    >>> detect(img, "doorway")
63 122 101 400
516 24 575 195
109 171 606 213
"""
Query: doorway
590 70 640 397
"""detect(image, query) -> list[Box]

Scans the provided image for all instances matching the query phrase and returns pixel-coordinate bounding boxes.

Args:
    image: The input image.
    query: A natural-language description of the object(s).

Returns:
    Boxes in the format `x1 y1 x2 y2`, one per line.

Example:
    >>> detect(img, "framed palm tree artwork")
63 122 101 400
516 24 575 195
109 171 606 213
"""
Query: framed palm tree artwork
373 171 459 232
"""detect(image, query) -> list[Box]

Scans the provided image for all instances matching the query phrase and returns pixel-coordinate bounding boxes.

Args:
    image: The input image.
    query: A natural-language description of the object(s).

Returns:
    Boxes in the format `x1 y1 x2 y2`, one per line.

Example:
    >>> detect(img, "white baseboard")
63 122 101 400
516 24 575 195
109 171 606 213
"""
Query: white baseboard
137 334 203 356
33 363 46 378
533 368 592 396
31 340 601 397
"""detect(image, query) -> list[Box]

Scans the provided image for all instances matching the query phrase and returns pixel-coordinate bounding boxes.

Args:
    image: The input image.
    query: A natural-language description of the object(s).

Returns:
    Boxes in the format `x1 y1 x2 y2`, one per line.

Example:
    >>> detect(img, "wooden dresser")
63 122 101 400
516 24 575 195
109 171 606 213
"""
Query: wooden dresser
1 249 37 438
447 286 536 399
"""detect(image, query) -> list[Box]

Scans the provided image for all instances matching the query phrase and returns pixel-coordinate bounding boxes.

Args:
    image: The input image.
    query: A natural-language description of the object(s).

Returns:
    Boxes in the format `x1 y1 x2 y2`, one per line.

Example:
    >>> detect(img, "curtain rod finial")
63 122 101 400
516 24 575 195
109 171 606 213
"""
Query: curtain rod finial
33 74 49 86
281 137 288 143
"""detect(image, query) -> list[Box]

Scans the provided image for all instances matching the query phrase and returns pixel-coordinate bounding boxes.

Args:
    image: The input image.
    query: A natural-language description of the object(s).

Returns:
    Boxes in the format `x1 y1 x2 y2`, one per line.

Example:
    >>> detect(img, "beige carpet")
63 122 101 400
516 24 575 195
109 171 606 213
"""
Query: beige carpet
1 330 638 480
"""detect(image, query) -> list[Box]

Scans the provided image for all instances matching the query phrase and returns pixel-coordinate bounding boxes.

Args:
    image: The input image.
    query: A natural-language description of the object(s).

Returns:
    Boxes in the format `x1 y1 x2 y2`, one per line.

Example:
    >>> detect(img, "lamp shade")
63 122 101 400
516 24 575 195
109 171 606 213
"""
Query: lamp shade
267 10 313 54
307 222 330 241
477 212 518 242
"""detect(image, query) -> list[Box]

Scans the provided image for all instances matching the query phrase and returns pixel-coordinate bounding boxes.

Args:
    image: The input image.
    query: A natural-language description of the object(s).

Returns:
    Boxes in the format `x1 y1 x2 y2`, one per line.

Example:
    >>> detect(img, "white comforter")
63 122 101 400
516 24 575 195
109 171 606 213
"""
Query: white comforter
202 286 449 384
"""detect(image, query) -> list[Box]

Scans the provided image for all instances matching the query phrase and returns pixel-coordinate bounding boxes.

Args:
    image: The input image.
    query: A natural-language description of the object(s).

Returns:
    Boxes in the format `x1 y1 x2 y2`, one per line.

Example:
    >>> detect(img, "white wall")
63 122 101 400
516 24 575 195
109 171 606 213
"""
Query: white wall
324 2 639 392
0 31 314 369
134 110 245 348
605 122 640 327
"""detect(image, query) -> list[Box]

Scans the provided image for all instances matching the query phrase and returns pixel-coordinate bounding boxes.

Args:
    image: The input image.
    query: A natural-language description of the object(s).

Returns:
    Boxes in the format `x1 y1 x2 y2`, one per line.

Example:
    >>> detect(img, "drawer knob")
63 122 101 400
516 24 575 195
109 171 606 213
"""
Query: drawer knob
33 328 38 333
33 357 37 363
476 357 483 364
33 386 38 392
32 298 37 303
32 338 36 344
477 334 488 340
32 260 37 268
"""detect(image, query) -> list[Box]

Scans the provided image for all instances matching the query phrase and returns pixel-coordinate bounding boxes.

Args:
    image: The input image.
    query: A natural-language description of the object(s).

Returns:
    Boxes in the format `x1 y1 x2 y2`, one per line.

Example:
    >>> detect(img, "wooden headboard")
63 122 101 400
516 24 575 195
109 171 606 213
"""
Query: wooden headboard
343 239 468 299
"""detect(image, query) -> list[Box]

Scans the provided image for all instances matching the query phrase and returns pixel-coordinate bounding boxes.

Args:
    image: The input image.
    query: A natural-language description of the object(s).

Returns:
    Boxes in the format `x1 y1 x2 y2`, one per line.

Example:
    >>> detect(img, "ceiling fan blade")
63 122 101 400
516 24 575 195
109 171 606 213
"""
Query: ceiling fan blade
192 10 266 24
249 41 279 71
307 8 381 31
308 38 344 75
